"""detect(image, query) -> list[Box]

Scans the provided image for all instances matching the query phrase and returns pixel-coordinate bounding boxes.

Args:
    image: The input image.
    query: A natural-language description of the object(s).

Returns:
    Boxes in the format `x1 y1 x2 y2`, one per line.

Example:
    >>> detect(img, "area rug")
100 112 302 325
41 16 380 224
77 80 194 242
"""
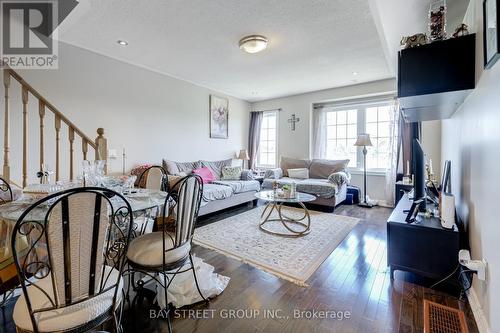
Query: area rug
193 206 359 286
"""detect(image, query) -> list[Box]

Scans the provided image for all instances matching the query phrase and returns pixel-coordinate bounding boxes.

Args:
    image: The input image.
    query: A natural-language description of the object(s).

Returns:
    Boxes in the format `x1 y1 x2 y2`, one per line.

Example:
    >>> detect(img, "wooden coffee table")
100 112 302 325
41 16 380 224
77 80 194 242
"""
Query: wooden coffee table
255 190 316 237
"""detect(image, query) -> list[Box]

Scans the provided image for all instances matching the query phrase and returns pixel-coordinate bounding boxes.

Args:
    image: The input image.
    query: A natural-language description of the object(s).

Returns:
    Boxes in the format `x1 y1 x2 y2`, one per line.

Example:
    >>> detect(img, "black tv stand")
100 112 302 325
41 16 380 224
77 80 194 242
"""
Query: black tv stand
387 194 460 284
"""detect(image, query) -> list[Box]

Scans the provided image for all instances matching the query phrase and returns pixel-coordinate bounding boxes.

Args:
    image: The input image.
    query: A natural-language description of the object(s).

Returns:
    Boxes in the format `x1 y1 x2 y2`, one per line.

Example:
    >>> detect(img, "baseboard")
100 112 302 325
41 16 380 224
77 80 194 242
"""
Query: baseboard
467 286 491 333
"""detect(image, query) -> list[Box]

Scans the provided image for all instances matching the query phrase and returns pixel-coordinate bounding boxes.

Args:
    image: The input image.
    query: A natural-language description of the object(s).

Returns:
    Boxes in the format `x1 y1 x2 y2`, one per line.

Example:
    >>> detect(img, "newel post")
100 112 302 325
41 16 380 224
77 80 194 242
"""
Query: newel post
95 128 108 174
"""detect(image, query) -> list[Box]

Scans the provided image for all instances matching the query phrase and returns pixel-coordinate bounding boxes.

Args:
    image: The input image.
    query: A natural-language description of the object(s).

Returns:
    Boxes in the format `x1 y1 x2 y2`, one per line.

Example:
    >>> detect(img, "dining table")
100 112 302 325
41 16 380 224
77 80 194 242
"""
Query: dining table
0 187 168 299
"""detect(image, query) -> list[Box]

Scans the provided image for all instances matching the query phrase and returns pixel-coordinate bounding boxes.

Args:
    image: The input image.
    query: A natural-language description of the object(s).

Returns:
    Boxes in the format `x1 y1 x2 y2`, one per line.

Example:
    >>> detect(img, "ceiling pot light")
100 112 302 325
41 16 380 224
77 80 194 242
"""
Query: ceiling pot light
239 35 268 54
117 40 128 46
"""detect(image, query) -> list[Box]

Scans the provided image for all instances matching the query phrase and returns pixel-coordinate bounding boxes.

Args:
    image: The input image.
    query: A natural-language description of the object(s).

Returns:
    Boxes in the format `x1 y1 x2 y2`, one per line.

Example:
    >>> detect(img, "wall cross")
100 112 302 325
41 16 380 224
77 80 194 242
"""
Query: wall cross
287 114 300 131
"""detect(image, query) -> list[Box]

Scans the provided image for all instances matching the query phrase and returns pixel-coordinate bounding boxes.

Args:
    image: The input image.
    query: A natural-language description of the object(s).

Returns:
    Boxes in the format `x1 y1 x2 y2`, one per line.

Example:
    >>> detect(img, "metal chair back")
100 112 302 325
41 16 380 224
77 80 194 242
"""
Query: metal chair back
0 177 13 205
138 166 168 191
11 187 134 332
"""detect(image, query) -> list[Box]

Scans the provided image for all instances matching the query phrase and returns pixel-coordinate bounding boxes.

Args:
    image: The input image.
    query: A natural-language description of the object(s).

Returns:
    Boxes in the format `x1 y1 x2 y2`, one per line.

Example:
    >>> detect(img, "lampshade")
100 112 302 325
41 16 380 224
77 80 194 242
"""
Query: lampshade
238 149 250 160
354 134 373 147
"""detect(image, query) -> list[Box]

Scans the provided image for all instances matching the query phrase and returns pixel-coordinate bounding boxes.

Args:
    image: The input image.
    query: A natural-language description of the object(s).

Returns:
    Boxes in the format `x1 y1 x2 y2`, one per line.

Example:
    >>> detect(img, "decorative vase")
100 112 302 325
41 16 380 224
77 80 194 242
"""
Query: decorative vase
429 0 447 41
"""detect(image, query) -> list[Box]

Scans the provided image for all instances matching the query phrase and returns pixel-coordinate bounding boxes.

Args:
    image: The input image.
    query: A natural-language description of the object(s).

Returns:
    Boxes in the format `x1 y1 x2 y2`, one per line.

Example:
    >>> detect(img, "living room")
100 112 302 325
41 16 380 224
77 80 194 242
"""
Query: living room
0 0 498 332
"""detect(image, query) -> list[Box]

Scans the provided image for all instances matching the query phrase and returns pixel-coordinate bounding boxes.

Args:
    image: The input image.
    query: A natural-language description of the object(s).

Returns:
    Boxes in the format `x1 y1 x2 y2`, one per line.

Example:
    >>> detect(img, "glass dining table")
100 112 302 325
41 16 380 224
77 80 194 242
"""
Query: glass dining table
0 187 168 303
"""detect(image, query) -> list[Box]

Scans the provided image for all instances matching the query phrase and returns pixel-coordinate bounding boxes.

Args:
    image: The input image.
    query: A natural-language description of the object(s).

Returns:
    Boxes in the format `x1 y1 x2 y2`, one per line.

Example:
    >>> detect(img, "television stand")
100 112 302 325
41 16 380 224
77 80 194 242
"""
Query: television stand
387 194 460 285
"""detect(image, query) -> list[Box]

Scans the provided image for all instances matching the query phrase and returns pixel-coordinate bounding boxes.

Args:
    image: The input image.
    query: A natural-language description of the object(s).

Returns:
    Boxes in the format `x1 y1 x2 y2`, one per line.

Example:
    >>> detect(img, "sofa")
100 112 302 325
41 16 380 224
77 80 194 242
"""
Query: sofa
162 158 260 216
262 157 350 210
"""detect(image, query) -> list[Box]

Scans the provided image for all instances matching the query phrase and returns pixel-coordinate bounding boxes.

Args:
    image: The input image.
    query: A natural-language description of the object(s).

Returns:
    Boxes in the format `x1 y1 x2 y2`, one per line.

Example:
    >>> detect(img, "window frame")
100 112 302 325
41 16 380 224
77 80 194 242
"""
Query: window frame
256 111 279 168
317 99 395 174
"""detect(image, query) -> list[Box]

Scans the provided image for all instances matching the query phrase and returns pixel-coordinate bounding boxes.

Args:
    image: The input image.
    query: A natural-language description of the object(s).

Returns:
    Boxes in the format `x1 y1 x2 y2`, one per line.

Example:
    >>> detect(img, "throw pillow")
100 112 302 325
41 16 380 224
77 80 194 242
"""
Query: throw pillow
201 159 233 180
309 159 349 179
167 175 183 191
192 167 215 184
280 157 311 177
222 166 242 180
327 171 350 187
287 168 309 179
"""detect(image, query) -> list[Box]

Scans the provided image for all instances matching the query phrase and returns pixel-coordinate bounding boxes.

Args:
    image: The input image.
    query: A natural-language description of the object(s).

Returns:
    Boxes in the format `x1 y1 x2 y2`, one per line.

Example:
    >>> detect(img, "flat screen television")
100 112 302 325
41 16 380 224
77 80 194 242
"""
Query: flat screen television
441 160 451 194
412 138 426 212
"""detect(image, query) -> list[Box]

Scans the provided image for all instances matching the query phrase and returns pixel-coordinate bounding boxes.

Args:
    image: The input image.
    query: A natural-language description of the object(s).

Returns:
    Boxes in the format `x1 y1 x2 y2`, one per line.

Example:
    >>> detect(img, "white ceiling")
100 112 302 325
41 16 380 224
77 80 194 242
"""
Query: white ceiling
57 0 393 102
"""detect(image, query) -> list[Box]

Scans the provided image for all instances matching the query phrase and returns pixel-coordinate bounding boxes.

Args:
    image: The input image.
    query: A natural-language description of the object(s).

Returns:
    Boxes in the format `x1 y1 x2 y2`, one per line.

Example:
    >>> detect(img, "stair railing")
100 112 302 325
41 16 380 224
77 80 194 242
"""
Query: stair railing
2 68 108 187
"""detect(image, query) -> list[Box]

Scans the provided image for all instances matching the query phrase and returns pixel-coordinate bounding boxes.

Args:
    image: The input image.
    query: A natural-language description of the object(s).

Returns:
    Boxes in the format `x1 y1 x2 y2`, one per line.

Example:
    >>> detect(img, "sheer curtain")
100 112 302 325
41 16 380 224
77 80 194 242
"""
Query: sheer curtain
384 101 400 207
312 107 327 159
248 111 263 170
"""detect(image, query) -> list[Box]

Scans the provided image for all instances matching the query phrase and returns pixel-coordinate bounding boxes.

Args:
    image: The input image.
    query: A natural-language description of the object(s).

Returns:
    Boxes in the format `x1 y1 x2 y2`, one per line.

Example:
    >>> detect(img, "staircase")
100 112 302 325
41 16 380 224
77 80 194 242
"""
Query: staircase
2 67 108 187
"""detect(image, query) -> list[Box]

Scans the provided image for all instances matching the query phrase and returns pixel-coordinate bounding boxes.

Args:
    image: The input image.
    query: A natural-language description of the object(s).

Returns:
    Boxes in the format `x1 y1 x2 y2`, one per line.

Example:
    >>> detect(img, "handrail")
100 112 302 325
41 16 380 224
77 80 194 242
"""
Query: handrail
6 69 97 149
2 67 107 186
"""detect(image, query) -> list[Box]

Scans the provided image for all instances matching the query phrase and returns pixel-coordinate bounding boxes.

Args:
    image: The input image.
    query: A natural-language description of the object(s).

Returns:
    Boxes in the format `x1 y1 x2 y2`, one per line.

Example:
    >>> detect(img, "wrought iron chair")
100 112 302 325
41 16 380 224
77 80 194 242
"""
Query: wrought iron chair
133 166 169 236
0 177 15 311
10 187 134 333
126 174 206 333
0 177 13 205
137 165 168 192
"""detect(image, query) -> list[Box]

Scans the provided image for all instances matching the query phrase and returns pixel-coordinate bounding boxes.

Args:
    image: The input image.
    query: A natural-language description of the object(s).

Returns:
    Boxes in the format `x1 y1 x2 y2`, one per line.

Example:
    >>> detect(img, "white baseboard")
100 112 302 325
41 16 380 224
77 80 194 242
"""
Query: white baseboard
467 286 491 333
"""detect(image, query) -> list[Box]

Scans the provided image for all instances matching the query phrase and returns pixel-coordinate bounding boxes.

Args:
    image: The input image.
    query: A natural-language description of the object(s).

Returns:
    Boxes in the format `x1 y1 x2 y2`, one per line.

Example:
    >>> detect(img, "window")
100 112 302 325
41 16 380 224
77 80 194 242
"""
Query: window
317 99 395 172
257 111 278 167
326 109 358 166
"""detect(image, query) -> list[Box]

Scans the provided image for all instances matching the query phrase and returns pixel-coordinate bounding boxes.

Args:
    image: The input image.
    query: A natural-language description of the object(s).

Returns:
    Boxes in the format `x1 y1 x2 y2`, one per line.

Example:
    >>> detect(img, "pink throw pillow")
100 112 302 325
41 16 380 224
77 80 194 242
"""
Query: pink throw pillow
192 167 215 184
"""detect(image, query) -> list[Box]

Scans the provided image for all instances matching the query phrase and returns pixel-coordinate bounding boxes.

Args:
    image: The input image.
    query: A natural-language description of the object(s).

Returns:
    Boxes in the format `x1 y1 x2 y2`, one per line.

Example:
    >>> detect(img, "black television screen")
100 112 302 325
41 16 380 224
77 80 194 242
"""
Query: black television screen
441 160 451 194
412 139 426 212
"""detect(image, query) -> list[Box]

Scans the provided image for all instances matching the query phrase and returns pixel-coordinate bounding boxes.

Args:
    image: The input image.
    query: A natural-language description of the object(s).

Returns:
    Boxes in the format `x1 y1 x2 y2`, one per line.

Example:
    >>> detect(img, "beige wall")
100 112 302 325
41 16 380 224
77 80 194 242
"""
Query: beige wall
0 42 250 184
441 1 500 331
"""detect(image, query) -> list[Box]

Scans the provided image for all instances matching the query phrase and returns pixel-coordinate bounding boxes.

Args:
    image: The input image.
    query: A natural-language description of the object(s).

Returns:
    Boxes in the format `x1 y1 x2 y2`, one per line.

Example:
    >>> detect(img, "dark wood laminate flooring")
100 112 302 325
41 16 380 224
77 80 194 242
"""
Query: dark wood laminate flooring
0 204 479 333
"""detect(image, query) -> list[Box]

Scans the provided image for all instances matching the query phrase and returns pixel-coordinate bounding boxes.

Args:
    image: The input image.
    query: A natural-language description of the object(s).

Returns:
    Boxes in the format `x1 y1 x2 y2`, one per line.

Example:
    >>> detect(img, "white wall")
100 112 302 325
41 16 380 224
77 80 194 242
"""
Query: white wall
0 42 250 183
251 80 442 202
441 1 499 331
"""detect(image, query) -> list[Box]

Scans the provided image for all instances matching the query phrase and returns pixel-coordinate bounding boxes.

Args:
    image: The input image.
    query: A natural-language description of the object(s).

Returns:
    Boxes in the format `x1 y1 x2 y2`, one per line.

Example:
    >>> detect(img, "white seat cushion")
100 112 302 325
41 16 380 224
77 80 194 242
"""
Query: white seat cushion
13 266 123 332
126 232 191 268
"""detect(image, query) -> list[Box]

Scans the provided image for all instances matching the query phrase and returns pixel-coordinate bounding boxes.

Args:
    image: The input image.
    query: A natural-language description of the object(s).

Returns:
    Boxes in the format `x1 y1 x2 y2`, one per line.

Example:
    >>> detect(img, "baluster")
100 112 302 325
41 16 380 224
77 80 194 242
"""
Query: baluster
39 100 45 175
22 86 28 187
95 128 108 174
82 139 88 161
55 115 61 181
3 70 10 181
69 127 75 181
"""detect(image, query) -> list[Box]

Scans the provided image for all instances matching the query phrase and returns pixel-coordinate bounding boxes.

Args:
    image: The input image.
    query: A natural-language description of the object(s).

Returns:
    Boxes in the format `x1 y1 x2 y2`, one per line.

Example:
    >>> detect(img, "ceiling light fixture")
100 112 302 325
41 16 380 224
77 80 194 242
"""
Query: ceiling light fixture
352 71 359 76
117 40 129 46
239 35 268 54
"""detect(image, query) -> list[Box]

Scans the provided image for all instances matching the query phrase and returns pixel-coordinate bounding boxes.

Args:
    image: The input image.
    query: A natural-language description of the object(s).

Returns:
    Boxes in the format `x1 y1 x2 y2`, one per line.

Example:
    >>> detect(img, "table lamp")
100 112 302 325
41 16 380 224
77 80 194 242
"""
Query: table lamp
354 133 373 208
238 149 250 169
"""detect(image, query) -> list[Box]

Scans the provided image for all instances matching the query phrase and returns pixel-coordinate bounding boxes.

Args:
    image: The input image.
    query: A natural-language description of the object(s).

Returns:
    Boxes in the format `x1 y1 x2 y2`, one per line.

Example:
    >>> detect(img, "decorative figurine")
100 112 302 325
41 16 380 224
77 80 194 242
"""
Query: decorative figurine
452 23 469 38
401 33 428 49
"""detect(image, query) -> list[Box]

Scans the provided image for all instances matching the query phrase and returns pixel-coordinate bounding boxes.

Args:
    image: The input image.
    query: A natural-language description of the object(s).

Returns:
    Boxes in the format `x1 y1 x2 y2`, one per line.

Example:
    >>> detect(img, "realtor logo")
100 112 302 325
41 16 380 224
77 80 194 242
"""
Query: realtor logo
1 0 59 69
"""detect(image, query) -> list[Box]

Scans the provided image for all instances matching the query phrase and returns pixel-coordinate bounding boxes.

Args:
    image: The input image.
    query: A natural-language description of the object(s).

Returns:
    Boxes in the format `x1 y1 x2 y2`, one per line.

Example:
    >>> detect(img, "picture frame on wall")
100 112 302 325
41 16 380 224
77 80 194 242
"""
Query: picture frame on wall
209 95 229 139
484 0 500 68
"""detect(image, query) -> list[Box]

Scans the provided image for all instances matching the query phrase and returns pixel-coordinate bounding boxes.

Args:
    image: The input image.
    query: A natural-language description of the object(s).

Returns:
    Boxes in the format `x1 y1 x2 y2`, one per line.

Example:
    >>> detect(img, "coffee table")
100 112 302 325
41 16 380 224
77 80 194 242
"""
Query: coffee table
255 190 316 237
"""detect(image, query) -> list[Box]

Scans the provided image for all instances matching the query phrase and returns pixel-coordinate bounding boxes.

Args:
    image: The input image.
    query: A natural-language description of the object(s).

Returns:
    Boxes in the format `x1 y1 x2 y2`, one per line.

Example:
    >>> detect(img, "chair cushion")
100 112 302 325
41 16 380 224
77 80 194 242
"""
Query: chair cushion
13 266 123 333
126 232 191 268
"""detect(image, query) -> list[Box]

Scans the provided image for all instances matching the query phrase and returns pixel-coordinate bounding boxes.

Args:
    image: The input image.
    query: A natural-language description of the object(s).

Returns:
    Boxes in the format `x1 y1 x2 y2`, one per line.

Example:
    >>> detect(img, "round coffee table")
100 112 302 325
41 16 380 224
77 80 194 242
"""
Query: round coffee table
255 190 316 237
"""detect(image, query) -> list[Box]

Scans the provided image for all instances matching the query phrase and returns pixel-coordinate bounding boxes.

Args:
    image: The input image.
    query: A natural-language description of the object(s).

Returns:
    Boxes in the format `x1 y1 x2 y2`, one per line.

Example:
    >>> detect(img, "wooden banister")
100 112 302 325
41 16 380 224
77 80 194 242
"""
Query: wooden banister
2 67 108 185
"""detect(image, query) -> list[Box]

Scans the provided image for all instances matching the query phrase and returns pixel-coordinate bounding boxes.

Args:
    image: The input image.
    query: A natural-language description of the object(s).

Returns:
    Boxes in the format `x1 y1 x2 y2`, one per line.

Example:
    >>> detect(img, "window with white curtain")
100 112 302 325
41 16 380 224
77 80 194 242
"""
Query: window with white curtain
313 98 395 172
257 111 278 167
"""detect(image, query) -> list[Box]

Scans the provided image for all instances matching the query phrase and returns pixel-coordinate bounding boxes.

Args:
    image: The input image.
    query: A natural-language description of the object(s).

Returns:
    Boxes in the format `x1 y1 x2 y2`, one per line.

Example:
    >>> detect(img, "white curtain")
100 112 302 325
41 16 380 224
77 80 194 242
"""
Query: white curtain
312 108 327 159
384 101 400 207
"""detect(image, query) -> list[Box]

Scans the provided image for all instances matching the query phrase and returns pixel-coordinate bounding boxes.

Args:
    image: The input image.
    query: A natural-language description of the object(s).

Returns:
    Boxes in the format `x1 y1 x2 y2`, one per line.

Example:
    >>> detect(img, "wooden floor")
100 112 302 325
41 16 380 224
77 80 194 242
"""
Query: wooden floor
0 204 479 333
